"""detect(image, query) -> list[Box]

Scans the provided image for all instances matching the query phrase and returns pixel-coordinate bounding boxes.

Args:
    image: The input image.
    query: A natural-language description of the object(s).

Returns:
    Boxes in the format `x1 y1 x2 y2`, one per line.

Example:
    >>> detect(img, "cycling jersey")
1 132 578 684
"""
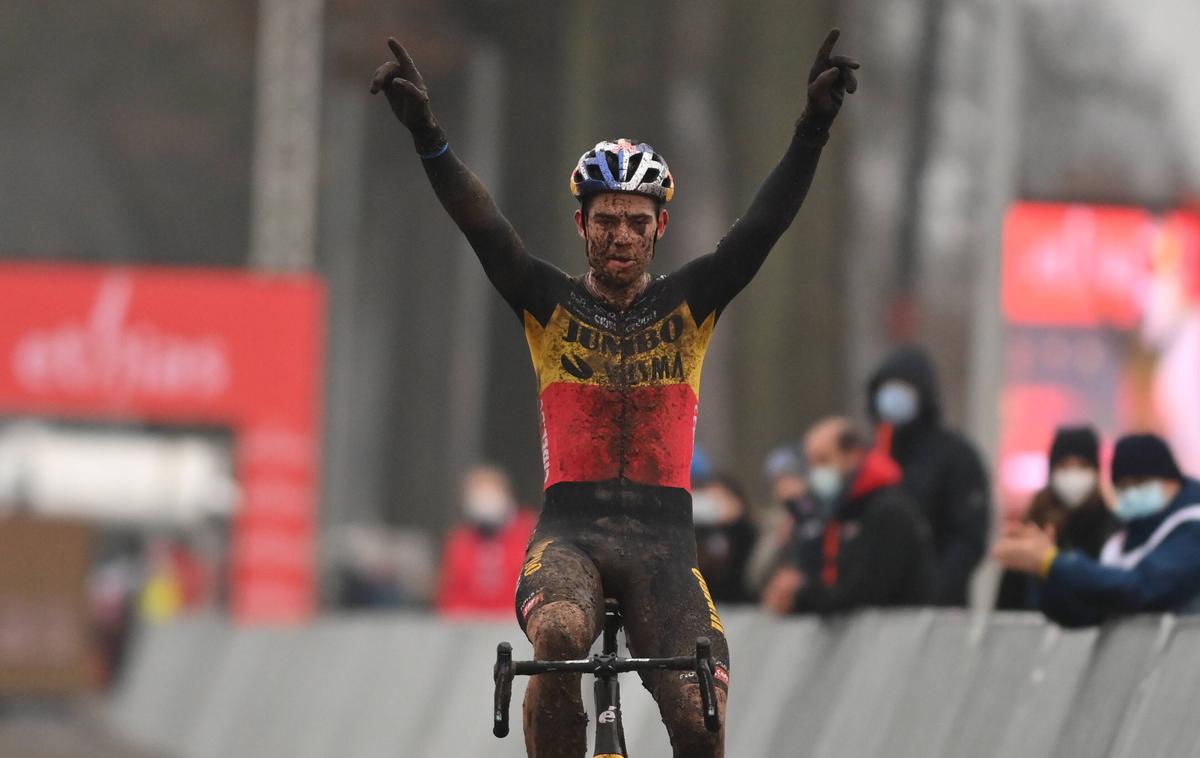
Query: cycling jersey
418 117 828 498
502 255 747 491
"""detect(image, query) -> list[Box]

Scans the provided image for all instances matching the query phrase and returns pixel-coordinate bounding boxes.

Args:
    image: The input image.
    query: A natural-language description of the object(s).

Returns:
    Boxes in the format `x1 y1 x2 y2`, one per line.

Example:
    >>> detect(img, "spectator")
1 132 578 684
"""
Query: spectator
995 426 1119 610
692 474 758 604
868 345 991 606
436 465 536 617
745 444 819 593
762 417 934 615
994 434 1200 627
137 535 211 623
763 444 807 506
335 525 437 608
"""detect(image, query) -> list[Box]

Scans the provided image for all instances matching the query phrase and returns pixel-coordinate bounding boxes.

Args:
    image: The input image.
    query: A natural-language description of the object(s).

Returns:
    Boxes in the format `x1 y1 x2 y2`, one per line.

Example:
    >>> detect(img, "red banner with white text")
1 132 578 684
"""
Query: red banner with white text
0 263 325 623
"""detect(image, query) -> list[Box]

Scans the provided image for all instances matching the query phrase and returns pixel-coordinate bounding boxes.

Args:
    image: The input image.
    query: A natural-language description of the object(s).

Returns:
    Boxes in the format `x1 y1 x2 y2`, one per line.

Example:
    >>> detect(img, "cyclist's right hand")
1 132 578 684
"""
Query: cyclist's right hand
370 39 442 145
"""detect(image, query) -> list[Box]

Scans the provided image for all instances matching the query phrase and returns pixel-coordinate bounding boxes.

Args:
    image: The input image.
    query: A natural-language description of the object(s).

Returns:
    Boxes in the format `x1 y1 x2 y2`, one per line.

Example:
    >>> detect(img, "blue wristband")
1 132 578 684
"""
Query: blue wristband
419 142 449 160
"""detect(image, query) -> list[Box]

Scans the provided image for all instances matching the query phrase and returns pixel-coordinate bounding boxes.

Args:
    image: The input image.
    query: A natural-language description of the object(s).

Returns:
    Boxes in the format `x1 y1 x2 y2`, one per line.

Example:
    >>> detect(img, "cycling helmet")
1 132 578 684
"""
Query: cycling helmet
570 139 675 204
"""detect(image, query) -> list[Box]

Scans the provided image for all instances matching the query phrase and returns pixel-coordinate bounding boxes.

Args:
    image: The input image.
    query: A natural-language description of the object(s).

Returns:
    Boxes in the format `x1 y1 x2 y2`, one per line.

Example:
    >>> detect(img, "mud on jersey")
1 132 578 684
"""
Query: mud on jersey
504 256 739 491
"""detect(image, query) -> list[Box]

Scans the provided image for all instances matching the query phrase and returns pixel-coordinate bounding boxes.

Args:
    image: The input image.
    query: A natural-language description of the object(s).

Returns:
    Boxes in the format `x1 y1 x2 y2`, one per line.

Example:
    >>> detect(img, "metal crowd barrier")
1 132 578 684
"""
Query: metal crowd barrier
108 609 1199 757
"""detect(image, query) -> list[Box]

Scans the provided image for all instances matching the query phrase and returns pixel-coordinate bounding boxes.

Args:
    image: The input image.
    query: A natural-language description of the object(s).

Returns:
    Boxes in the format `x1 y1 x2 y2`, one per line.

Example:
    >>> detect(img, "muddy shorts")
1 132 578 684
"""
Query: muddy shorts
515 479 731 692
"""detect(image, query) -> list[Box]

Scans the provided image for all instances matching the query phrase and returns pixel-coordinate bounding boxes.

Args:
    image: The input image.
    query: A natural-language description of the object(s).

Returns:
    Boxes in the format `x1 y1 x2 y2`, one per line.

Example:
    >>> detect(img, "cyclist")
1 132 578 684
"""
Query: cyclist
372 29 858 758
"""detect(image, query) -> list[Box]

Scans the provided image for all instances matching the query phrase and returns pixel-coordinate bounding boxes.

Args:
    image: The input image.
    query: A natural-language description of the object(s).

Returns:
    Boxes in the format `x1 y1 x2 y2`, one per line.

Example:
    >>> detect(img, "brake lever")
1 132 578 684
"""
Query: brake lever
493 642 514 738
694 637 721 733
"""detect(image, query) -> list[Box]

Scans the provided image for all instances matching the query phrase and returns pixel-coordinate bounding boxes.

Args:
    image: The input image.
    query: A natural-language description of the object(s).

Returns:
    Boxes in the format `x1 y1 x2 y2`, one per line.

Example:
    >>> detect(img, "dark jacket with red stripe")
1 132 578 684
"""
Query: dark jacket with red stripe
792 450 936 614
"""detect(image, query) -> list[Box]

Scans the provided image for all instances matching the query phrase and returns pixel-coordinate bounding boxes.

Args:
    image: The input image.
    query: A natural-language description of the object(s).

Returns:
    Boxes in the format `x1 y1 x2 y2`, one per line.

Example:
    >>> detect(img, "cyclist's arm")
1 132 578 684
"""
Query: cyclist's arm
676 29 858 318
702 116 831 299
419 150 534 303
371 38 533 306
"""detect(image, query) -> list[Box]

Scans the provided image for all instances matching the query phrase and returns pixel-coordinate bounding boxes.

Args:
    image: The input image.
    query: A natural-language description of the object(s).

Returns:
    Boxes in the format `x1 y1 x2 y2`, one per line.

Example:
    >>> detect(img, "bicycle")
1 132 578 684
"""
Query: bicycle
492 599 721 757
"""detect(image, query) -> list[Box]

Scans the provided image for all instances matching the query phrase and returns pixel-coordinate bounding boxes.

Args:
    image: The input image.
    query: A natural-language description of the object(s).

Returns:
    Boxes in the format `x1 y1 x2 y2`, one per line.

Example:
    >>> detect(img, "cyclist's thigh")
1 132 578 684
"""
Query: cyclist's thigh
515 535 605 638
620 551 731 697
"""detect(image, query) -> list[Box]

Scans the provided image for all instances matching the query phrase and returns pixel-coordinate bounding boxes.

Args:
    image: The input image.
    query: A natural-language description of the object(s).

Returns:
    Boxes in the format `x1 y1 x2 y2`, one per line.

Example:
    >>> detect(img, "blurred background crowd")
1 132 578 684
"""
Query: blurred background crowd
3 0 1200 731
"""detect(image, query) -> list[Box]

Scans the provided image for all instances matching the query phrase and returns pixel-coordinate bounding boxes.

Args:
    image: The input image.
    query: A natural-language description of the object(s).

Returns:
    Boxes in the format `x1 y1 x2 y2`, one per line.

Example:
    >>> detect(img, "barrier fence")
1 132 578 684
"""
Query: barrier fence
108 609 1200 757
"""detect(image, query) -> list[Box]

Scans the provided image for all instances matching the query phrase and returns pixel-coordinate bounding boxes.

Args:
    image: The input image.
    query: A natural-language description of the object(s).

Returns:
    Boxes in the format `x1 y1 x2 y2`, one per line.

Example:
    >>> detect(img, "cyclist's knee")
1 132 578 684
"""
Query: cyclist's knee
659 682 726 757
527 601 595 659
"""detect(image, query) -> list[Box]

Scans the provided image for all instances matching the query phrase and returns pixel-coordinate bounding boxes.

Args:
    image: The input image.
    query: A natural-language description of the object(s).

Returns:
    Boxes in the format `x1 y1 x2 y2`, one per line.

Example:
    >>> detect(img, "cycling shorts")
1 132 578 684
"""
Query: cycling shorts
515 479 731 692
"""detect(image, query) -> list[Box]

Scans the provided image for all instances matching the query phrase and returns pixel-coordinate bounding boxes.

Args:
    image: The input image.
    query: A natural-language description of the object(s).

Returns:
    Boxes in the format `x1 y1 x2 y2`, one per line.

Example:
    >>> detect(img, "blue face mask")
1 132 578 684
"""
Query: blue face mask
1115 481 1170 521
875 381 920 425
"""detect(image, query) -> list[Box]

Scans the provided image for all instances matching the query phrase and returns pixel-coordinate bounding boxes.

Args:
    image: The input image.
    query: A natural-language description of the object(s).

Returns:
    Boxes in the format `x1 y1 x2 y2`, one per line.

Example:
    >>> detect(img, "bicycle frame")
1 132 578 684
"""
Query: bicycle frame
594 601 627 756
493 600 719 757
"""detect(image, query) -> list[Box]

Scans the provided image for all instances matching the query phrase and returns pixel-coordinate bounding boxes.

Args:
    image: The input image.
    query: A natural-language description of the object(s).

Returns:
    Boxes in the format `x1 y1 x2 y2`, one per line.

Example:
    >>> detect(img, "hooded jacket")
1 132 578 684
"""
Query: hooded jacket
791 449 935 614
868 346 991 606
1040 478 1200 627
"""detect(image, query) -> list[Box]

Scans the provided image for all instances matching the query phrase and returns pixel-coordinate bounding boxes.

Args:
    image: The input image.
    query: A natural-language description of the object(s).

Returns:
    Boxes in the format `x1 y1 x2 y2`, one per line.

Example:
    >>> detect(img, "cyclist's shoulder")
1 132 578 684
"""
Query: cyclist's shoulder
650 256 731 324
524 254 574 286
508 255 577 322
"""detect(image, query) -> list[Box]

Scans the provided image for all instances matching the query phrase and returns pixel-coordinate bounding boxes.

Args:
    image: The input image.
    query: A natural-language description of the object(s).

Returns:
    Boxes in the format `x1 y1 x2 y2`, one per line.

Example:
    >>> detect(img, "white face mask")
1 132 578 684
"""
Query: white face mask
875 381 920 425
1115 481 1170 521
691 491 724 526
808 465 844 504
464 487 514 527
1051 468 1097 508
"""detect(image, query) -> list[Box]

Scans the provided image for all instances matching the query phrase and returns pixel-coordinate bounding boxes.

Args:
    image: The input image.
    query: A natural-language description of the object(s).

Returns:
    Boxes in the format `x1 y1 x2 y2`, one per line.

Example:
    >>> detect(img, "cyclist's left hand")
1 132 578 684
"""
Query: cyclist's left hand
807 28 860 120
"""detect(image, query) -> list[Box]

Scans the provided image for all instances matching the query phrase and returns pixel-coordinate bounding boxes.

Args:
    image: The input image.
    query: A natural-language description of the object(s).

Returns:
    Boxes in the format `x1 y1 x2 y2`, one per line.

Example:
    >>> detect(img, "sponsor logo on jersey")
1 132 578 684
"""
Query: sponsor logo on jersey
714 663 730 686
520 591 544 621
522 539 552 577
691 567 725 634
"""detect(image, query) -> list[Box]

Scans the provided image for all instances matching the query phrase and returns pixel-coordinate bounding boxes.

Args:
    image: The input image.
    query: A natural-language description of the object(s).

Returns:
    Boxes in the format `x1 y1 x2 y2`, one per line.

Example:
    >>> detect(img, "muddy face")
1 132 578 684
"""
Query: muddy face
575 193 669 291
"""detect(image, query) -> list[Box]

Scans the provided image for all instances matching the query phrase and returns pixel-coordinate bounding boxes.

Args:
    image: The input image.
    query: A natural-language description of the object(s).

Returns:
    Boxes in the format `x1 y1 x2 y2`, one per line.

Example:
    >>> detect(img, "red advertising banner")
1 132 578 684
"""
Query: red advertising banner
1003 203 1151 329
0 263 325 623
998 204 1200 517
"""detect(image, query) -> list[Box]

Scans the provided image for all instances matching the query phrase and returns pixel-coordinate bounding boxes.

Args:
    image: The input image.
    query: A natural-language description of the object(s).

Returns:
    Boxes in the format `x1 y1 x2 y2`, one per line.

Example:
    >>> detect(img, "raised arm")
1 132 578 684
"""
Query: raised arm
370 39 532 302
694 29 859 306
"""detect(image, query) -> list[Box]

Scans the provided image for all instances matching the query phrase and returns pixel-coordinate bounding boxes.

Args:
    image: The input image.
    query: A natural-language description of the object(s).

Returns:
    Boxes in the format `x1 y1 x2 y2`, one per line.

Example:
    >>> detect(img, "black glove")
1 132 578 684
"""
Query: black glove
369 38 447 156
804 28 860 125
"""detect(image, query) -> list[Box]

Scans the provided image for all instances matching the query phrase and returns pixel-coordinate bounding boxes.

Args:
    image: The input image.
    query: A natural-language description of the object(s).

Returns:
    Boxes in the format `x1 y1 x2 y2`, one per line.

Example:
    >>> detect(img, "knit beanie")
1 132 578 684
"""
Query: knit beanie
1049 426 1100 469
1111 434 1183 483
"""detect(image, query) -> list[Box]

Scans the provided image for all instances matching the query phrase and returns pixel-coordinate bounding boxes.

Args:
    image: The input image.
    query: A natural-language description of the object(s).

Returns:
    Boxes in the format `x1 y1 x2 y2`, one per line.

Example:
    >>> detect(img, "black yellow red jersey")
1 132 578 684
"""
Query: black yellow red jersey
500 255 743 492
458 122 829 492
499 254 744 491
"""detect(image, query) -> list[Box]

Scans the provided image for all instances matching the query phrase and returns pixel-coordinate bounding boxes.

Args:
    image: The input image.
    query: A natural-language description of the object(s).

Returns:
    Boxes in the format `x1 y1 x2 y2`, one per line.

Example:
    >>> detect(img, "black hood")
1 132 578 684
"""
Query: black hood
867 345 942 425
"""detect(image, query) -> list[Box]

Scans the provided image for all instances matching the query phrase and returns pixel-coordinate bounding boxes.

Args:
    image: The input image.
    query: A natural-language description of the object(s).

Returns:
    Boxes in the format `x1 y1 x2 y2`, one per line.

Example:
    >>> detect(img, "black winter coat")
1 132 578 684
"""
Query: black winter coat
869 346 992 606
791 452 935 614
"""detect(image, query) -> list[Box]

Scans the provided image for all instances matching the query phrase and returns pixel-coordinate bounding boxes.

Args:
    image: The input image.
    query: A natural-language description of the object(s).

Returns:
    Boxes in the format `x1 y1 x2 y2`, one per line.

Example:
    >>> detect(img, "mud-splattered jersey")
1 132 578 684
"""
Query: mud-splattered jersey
501 255 742 491
430 120 829 492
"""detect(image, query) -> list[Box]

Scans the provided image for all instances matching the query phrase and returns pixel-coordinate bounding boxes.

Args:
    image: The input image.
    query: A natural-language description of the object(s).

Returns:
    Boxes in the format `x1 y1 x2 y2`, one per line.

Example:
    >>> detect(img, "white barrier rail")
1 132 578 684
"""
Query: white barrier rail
108 609 1198 757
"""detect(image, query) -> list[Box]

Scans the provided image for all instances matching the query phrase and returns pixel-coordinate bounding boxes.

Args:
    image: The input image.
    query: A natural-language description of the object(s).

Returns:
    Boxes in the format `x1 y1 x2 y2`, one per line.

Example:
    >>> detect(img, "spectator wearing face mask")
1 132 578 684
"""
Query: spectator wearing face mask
761 417 934 615
995 426 1119 610
692 474 758 604
745 444 823 594
868 346 991 606
994 434 1200 627
436 465 536 617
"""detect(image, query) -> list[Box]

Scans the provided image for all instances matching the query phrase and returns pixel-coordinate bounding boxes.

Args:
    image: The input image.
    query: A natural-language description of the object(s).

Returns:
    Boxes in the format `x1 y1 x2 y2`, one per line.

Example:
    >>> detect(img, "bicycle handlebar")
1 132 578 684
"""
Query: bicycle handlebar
694 637 721 733
493 642 513 738
491 636 721 738
511 655 697 675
